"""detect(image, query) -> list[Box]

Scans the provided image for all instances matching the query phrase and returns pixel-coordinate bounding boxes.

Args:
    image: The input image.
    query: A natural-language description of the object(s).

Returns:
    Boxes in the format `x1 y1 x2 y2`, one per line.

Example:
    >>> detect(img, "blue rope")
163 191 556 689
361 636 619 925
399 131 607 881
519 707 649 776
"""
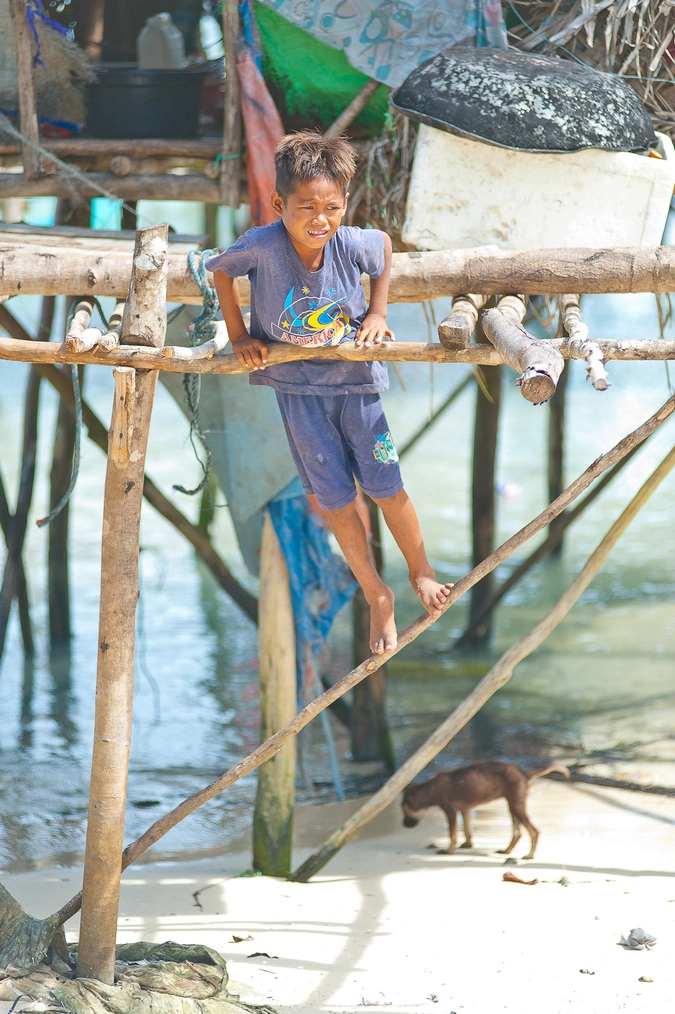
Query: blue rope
173 249 220 497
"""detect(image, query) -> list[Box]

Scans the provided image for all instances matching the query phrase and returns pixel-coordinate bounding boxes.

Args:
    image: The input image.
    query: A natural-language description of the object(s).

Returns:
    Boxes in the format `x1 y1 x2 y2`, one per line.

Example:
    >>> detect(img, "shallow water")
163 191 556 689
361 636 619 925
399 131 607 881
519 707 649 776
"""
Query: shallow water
0 273 673 872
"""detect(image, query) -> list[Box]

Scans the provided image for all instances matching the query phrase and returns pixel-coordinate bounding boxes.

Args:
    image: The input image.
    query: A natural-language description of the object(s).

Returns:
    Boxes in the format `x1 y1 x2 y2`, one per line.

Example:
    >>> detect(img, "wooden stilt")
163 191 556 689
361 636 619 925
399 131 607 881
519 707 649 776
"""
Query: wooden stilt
351 497 394 770
253 514 297 876
77 224 168 983
467 353 502 646
0 366 41 659
454 437 646 648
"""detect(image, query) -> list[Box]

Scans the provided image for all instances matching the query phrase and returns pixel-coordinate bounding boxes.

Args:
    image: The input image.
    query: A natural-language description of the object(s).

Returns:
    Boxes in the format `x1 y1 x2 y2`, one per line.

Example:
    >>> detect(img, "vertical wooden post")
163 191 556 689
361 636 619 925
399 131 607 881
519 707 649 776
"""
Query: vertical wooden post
9 0 41 180
547 364 569 556
467 362 502 646
253 513 297 877
351 497 395 770
220 0 241 208
77 224 168 983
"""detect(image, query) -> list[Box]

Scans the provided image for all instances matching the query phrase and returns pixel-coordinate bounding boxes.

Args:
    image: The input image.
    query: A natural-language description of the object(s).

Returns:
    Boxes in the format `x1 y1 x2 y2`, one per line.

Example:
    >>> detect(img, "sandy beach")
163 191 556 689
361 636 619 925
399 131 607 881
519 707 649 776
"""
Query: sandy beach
1 777 674 1013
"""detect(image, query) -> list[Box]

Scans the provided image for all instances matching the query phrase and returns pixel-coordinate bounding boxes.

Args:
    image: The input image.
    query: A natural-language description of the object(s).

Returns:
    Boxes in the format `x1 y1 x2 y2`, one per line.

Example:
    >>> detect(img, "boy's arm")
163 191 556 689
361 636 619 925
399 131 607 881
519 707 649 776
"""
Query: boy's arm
213 270 268 370
354 231 396 347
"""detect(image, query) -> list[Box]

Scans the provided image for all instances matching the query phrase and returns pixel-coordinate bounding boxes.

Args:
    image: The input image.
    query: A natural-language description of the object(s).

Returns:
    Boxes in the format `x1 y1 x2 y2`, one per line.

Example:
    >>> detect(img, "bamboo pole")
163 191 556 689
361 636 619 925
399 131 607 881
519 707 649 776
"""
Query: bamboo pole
253 515 297 876
77 224 168 983
9 0 40 180
6 245 675 303
291 441 675 882
48 387 675 927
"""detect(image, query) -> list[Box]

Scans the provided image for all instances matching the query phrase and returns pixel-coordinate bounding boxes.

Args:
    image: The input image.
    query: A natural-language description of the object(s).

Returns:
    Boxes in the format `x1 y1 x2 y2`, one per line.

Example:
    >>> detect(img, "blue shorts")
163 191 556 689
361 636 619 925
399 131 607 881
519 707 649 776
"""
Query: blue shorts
275 391 404 511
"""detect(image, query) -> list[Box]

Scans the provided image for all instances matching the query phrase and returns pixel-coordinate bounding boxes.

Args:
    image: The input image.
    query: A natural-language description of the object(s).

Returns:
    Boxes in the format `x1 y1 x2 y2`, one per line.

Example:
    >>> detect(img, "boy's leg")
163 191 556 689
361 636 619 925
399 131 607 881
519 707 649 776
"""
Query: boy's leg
308 494 397 655
371 488 453 617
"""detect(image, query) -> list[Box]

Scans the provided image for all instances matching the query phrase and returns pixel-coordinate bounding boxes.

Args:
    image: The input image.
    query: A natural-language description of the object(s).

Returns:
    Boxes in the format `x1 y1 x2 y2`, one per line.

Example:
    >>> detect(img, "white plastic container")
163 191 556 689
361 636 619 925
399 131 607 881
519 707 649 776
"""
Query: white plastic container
402 124 675 251
137 13 185 70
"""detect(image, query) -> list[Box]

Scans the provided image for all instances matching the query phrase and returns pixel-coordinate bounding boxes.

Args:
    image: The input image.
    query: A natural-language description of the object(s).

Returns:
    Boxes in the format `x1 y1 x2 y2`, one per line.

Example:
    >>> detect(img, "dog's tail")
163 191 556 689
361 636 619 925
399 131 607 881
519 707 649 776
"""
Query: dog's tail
528 764 571 781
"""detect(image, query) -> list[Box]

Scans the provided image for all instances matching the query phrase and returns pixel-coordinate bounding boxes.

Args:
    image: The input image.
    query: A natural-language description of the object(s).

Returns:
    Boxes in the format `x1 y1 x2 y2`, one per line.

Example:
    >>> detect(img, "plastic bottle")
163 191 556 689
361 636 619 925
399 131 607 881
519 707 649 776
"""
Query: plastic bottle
137 13 185 70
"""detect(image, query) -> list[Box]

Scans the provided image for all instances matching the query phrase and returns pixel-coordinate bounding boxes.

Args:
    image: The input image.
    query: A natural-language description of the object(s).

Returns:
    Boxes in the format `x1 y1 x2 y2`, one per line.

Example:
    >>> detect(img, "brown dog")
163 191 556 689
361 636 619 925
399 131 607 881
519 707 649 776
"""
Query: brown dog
402 760 570 860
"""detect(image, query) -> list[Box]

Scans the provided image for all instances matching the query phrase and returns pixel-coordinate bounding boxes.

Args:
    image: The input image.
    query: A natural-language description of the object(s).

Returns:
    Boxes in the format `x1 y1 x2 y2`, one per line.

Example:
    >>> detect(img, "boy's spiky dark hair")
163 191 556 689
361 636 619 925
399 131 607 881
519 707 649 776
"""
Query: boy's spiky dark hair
274 131 356 199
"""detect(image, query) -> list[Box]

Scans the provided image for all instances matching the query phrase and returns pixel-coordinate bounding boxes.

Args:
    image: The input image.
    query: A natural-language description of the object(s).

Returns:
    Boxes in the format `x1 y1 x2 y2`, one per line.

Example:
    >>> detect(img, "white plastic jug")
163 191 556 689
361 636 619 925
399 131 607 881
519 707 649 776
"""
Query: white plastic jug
137 13 185 70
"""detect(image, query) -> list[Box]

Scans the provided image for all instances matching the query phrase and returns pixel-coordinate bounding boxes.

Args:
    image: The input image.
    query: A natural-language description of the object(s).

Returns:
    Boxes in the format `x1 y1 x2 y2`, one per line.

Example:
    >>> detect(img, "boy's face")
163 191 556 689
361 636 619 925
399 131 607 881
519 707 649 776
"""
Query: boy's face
271 177 348 263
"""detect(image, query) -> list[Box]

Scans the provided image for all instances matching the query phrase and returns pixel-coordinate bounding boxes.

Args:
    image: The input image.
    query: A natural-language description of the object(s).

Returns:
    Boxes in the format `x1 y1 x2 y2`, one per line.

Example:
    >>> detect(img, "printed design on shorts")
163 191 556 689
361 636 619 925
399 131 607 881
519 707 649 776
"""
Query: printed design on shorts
372 431 399 464
270 285 352 346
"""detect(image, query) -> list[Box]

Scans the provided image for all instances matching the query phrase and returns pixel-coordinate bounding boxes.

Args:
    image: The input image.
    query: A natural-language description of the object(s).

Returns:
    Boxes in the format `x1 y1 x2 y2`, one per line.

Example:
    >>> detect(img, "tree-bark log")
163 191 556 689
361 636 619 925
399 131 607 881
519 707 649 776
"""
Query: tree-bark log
482 305 565 404
5 245 675 302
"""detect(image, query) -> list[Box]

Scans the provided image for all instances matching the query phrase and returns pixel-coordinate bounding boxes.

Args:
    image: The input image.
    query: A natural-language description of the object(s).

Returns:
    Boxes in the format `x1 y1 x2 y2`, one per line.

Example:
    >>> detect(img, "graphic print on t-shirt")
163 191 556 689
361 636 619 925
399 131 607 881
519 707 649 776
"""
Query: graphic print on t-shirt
270 285 352 346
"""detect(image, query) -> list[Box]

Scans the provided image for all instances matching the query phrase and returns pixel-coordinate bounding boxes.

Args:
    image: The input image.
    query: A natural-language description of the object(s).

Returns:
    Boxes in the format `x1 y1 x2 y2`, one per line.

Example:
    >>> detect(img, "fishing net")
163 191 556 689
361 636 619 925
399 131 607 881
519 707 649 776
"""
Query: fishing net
0 938 276 1014
253 1 388 135
0 0 93 130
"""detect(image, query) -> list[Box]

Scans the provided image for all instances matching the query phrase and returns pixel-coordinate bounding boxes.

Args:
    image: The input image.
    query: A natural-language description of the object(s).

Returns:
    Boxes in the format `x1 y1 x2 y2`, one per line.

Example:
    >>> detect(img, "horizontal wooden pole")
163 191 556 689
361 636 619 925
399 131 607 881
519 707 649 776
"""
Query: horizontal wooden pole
1 335 674 374
4 245 675 302
0 173 221 203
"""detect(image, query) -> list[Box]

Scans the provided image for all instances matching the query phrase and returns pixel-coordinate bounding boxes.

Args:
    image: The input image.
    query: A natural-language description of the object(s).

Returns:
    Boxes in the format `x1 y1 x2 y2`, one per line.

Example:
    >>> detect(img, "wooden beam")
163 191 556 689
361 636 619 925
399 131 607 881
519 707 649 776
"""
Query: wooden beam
9 0 40 180
0 172 221 202
0 138 224 158
76 225 169 983
6 245 675 303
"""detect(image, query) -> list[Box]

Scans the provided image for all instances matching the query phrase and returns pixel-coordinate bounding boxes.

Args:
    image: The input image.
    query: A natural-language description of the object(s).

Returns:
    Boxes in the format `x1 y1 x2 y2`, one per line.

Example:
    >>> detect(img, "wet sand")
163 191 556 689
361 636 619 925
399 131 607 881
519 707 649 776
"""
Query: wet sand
2 778 674 1013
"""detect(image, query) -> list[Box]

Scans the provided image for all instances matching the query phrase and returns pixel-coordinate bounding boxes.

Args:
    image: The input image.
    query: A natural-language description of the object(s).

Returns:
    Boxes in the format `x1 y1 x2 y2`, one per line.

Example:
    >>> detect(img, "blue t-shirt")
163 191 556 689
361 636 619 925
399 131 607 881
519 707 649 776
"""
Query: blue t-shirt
205 220 389 396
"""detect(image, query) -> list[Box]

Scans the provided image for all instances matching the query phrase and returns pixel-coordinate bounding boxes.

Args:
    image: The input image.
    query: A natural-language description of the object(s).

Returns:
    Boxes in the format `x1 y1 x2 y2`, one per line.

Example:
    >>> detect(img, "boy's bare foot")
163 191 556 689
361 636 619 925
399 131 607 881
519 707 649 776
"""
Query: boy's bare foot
368 588 397 655
413 573 454 618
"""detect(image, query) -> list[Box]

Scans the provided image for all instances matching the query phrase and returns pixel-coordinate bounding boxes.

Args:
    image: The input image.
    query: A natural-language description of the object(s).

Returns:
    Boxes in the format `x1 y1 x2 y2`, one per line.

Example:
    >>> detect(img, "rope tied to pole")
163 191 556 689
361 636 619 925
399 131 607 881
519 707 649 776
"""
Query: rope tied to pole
172 249 219 497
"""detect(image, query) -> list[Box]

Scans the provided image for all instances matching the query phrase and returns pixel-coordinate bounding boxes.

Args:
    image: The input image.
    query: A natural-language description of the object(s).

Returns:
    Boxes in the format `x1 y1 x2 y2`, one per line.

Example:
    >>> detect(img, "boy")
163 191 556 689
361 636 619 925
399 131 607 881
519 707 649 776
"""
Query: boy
207 132 452 655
